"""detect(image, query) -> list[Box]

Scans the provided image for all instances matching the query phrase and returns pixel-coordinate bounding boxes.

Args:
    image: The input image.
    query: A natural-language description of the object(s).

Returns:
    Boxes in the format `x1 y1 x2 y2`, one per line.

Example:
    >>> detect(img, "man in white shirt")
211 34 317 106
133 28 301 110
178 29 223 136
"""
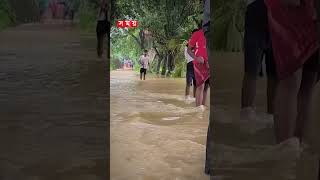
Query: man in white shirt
96 0 109 58
139 50 150 80
185 43 196 100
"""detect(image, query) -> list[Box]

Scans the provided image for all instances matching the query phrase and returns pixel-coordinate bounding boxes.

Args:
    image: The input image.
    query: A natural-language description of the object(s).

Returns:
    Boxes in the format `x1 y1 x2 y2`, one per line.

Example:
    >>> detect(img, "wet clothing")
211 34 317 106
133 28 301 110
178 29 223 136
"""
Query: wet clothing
188 29 210 87
265 0 319 79
244 0 276 77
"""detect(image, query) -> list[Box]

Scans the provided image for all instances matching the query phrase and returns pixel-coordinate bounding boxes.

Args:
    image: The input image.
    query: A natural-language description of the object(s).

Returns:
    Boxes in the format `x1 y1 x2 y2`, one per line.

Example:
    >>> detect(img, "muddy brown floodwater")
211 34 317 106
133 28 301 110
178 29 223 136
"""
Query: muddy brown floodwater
110 70 210 180
111 52 320 180
0 23 108 180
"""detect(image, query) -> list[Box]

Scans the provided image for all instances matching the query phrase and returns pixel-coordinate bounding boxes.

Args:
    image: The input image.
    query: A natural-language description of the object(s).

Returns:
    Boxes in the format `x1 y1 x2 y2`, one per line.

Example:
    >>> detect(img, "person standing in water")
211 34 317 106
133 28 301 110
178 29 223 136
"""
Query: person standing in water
139 50 150 80
265 0 320 162
187 24 210 109
185 42 197 100
240 0 277 122
96 0 109 58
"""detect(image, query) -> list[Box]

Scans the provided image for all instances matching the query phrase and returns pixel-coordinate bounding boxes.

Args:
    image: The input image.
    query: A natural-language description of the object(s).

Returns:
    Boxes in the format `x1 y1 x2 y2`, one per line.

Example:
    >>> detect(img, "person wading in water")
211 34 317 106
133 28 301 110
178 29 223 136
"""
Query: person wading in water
139 50 150 80
185 38 197 101
96 0 110 58
265 0 320 178
187 24 210 110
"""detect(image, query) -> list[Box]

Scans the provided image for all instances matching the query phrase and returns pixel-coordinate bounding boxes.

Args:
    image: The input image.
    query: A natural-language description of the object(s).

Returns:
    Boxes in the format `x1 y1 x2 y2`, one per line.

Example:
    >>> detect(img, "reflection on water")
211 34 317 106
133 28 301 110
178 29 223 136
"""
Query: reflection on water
110 71 210 180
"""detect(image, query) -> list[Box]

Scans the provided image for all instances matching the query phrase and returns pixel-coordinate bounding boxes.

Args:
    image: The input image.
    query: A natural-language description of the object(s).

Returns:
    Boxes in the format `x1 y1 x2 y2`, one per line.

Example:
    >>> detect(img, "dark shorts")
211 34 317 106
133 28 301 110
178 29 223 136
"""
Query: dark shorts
244 0 276 78
140 68 147 74
186 62 196 86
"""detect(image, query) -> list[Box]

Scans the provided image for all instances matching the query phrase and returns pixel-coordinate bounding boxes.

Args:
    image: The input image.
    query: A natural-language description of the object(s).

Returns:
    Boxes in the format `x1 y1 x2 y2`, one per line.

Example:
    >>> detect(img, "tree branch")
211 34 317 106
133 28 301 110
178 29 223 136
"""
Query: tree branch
127 30 142 48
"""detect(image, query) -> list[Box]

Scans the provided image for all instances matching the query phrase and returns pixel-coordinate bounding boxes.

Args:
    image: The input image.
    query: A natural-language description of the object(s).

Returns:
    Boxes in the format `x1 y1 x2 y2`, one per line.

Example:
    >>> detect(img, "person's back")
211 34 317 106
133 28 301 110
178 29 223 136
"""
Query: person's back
139 50 149 80
140 55 149 69
96 0 109 57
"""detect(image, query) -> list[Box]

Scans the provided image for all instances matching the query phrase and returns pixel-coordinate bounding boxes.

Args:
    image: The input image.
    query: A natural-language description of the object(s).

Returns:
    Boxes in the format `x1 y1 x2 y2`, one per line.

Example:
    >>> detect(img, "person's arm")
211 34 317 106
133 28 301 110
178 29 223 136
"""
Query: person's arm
187 46 204 64
187 33 204 64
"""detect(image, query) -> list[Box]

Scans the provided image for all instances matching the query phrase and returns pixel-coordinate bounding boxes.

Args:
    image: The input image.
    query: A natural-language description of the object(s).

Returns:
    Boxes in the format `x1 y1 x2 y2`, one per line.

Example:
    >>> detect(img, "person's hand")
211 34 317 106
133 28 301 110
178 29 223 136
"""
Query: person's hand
281 0 300 7
196 56 205 64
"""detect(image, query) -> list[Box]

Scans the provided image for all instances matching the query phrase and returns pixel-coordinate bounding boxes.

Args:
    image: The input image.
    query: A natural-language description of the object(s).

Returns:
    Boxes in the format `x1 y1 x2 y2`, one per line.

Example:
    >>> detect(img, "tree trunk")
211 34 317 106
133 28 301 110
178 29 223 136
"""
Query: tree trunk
161 53 167 76
167 52 174 75
139 30 145 50
156 57 162 74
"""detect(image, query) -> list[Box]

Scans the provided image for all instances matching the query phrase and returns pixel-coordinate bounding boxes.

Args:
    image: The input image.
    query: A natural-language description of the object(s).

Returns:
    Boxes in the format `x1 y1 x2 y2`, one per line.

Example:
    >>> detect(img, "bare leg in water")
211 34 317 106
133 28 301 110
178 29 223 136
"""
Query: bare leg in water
274 59 318 143
196 84 204 107
267 77 277 114
241 73 257 109
185 84 191 97
274 69 302 143
294 70 318 140
202 81 210 106
185 82 196 98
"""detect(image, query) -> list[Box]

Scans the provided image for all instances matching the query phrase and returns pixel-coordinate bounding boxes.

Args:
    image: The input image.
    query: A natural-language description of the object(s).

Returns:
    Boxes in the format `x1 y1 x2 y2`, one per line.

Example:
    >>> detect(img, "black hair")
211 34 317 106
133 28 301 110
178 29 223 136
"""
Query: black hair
144 50 148 53
192 29 199 34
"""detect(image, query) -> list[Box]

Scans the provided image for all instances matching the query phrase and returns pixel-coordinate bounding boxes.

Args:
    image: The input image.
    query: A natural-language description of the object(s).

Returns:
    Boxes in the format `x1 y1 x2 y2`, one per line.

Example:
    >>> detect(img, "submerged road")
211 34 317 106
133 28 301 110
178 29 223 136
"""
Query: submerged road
0 23 108 179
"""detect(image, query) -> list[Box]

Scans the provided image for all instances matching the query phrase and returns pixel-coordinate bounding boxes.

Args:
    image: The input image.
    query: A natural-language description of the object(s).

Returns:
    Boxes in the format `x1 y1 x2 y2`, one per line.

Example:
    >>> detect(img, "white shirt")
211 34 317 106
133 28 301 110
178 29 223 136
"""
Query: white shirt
140 55 149 69
184 47 193 63
246 0 257 6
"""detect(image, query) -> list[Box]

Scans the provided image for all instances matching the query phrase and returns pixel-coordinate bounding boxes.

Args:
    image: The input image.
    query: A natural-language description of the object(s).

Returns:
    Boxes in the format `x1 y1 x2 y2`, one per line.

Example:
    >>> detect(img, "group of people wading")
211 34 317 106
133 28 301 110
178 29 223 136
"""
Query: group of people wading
203 0 320 179
101 0 320 178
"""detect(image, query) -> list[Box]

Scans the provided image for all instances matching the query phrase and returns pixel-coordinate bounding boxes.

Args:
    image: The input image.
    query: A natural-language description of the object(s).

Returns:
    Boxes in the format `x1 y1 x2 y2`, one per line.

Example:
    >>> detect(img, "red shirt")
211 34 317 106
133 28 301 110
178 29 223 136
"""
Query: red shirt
188 29 208 63
265 0 319 79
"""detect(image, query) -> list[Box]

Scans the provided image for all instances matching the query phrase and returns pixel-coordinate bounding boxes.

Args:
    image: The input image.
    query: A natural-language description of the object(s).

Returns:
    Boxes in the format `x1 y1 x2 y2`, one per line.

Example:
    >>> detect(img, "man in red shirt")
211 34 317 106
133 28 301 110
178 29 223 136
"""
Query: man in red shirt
187 25 210 109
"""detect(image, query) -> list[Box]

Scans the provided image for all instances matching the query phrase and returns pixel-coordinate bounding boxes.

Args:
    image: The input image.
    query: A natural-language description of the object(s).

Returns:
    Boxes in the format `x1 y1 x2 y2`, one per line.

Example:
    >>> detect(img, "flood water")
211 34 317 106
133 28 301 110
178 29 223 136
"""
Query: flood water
111 52 320 180
0 23 107 179
110 71 210 180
